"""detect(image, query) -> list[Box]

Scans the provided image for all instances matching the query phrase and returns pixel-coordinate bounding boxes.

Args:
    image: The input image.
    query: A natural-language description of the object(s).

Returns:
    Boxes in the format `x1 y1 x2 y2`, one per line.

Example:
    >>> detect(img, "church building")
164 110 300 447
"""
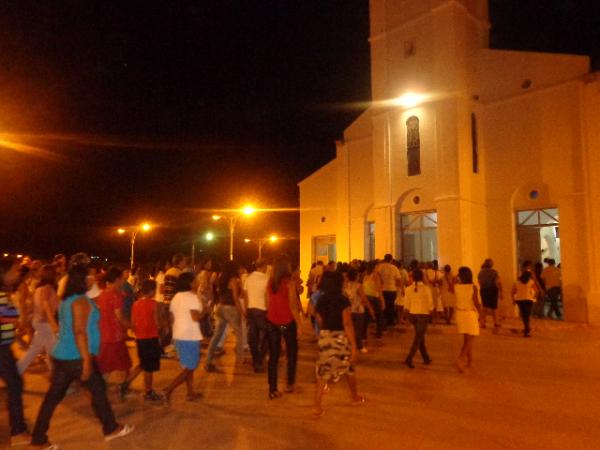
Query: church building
298 0 600 323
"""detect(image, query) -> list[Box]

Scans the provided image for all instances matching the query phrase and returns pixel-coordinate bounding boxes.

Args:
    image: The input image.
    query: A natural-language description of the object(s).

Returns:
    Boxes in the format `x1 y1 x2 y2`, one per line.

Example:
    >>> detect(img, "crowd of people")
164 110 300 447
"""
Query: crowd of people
0 251 562 447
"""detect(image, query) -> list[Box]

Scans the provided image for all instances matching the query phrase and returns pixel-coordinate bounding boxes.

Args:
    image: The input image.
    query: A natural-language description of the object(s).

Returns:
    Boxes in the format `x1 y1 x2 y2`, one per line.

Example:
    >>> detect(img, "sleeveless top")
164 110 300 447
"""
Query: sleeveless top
53 294 101 360
344 281 364 314
455 284 477 311
267 278 294 325
32 285 58 324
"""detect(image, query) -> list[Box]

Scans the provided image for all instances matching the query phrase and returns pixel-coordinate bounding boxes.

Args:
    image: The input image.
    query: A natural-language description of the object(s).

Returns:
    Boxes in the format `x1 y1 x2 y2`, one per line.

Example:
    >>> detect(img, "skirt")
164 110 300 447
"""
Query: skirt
97 340 132 374
480 286 499 309
316 330 354 383
455 310 480 336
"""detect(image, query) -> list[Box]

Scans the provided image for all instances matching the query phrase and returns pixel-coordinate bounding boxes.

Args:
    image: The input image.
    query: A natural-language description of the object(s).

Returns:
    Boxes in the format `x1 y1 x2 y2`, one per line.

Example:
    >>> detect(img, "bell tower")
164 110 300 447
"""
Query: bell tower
368 0 491 268
369 0 490 101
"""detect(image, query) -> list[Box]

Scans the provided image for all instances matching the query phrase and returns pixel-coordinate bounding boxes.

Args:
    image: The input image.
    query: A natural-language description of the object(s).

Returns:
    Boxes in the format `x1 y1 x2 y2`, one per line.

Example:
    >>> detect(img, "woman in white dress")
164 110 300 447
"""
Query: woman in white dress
439 265 456 324
454 267 482 373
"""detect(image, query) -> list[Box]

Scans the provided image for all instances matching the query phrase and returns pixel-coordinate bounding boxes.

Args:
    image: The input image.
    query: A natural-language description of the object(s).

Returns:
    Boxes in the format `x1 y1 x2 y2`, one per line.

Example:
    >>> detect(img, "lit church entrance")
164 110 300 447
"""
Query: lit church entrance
516 208 561 267
397 211 438 263
313 235 336 264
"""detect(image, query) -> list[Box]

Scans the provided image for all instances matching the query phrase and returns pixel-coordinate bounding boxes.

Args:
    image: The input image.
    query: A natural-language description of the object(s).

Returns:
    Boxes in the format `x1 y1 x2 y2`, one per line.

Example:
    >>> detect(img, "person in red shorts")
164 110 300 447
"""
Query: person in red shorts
121 279 162 401
96 267 132 398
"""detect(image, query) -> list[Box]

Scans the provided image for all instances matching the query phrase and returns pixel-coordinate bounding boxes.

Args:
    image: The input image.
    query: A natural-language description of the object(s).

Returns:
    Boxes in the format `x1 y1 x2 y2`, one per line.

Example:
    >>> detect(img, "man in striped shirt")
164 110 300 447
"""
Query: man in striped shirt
0 256 29 446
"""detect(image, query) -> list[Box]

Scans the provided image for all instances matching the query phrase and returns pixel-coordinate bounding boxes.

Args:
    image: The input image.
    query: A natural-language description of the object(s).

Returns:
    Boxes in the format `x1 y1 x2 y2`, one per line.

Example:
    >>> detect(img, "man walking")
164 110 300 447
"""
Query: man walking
377 254 401 328
243 260 269 373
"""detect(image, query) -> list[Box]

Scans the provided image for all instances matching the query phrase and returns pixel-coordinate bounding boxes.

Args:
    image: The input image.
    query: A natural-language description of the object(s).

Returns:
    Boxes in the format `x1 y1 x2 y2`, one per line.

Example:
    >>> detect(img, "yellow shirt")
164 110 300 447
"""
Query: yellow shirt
541 266 561 289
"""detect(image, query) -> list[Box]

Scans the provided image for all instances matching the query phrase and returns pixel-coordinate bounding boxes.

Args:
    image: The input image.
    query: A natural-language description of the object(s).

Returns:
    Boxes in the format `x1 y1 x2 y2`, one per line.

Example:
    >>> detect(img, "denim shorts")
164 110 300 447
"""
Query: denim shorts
174 340 201 370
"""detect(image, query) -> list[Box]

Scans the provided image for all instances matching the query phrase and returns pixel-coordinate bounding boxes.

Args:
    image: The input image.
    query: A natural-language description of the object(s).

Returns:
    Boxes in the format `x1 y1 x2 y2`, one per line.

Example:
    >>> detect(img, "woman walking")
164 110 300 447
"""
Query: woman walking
17 265 59 374
362 261 384 346
205 261 244 372
403 269 433 368
440 264 456 325
314 271 365 418
477 259 503 330
512 271 538 337
266 255 302 399
30 259 134 448
454 267 482 372
344 268 374 353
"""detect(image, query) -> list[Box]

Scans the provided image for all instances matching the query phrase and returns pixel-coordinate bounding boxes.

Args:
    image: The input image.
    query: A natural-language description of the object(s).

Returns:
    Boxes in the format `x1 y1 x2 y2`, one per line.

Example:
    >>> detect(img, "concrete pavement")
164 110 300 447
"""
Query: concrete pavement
2 319 600 449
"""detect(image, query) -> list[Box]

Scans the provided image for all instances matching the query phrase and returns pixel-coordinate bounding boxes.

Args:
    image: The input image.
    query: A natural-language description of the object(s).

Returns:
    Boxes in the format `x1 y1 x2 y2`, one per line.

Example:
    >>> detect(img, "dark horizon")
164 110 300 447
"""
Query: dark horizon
0 0 597 264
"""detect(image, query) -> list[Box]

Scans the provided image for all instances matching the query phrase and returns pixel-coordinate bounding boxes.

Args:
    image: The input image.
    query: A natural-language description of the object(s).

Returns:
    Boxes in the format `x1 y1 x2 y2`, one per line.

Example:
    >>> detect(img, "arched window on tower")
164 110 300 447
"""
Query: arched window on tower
406 116 420 176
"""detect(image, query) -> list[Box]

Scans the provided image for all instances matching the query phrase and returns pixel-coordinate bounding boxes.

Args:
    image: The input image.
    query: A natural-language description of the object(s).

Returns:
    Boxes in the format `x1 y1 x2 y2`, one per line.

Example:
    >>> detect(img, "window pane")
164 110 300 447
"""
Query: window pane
540 208 559 224
406 116 421 176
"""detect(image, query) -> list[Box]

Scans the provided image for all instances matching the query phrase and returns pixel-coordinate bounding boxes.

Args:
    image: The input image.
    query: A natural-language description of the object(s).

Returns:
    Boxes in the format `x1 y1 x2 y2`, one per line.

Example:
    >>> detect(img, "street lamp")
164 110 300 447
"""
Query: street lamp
117 223 152 269
244 235 279 260
191 231 215 266
212 205 256 261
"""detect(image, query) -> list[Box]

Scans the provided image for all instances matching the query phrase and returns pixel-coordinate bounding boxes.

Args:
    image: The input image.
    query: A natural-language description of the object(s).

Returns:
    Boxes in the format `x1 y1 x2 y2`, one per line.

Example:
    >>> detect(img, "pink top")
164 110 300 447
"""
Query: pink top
267 278 294 325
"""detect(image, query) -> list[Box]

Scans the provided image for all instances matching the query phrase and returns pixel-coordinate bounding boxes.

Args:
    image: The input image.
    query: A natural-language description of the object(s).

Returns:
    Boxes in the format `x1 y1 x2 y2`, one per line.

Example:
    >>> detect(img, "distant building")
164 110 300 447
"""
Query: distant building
299 0 600 323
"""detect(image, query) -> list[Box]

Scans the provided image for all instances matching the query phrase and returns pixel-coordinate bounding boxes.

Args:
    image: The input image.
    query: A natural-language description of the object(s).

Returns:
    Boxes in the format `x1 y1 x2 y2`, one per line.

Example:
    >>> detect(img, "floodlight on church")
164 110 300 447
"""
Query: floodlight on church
393 93 425 108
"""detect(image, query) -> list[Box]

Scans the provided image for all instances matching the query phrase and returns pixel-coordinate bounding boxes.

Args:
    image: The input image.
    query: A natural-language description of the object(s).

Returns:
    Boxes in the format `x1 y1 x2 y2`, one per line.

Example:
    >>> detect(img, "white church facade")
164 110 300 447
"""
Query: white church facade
298 0 600 323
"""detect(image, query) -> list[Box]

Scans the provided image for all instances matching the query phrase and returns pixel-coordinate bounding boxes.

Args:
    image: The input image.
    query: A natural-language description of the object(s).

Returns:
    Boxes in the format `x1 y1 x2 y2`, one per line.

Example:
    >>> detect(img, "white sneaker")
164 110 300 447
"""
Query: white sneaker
105 424 135 442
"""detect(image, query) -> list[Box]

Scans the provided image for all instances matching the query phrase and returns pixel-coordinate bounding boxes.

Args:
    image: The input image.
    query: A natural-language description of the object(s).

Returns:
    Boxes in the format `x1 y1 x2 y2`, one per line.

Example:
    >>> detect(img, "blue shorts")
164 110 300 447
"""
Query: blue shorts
174 340 201 370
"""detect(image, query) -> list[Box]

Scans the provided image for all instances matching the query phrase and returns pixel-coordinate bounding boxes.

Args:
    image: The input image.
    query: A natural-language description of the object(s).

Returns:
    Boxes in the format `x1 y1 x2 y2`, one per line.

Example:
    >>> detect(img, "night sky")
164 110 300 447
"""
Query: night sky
0 0 597 264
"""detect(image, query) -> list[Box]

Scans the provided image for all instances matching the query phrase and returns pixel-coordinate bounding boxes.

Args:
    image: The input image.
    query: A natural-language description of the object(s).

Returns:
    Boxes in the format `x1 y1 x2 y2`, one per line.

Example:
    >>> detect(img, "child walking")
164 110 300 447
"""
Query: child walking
123 279 162 401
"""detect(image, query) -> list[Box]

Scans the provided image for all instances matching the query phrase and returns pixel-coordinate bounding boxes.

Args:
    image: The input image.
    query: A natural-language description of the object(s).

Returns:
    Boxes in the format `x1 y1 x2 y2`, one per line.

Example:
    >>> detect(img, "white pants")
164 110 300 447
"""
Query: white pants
17 322 56 374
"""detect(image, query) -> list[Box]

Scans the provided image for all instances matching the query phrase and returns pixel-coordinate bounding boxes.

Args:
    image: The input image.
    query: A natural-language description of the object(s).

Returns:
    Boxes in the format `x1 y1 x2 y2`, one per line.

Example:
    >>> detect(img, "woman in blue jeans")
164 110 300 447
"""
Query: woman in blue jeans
30 259 134 448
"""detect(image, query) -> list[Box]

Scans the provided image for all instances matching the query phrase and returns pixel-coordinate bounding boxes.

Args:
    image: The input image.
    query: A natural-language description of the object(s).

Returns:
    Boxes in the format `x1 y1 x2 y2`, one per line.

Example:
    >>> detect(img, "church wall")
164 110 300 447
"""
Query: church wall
581 77 600 323
347 137 374 261
298 160 338 283
482 82 590 321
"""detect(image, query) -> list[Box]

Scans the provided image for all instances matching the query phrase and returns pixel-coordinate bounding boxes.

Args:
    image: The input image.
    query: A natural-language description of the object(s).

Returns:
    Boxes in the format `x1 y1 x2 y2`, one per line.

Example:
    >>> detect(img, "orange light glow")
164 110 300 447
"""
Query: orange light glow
117 228 126 235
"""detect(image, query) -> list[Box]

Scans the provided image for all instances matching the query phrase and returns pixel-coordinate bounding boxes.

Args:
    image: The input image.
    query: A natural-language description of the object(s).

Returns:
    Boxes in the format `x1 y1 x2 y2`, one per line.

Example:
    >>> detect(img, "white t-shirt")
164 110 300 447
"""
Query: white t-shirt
377 263 401 292
244 271 268 310
170 291 203 341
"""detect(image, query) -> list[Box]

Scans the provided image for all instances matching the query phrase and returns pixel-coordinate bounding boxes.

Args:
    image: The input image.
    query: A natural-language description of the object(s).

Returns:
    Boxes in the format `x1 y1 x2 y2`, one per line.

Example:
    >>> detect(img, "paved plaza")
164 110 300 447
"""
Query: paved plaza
2 320 600 450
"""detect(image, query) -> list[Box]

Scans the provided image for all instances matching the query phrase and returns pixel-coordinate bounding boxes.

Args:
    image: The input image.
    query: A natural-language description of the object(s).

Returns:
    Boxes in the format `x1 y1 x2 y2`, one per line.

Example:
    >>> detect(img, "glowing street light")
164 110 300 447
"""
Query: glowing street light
242 205 256 216
244 235 279 259
117 223 152 269
205 232 215 242
212 205 258 260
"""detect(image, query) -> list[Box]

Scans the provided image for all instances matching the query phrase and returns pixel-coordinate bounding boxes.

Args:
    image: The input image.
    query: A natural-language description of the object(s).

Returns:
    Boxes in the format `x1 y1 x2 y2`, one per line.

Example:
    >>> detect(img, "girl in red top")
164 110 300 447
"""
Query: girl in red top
266 255 303 399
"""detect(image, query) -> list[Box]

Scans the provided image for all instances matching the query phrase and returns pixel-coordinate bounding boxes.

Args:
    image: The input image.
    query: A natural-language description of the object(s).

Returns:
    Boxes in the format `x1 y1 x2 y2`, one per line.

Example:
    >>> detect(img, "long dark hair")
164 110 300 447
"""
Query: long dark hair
321 271 344 296
64 264 89 298
412 269 424 292
270 254 291 294
458 266 473 284
37 265 57 289
518 271 532 284
219 260 239 293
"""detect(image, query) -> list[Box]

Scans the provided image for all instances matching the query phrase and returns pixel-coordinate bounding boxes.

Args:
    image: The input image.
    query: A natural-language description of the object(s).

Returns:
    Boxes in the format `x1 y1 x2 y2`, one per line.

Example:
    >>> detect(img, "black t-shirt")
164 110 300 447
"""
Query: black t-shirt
316 293 351 331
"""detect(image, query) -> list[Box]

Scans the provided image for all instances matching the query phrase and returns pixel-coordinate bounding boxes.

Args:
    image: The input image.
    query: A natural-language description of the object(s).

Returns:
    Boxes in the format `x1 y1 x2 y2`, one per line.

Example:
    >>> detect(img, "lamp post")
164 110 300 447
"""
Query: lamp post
191 231 215 266
212 205 255 261
244 235 278 260
117 223 151 269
